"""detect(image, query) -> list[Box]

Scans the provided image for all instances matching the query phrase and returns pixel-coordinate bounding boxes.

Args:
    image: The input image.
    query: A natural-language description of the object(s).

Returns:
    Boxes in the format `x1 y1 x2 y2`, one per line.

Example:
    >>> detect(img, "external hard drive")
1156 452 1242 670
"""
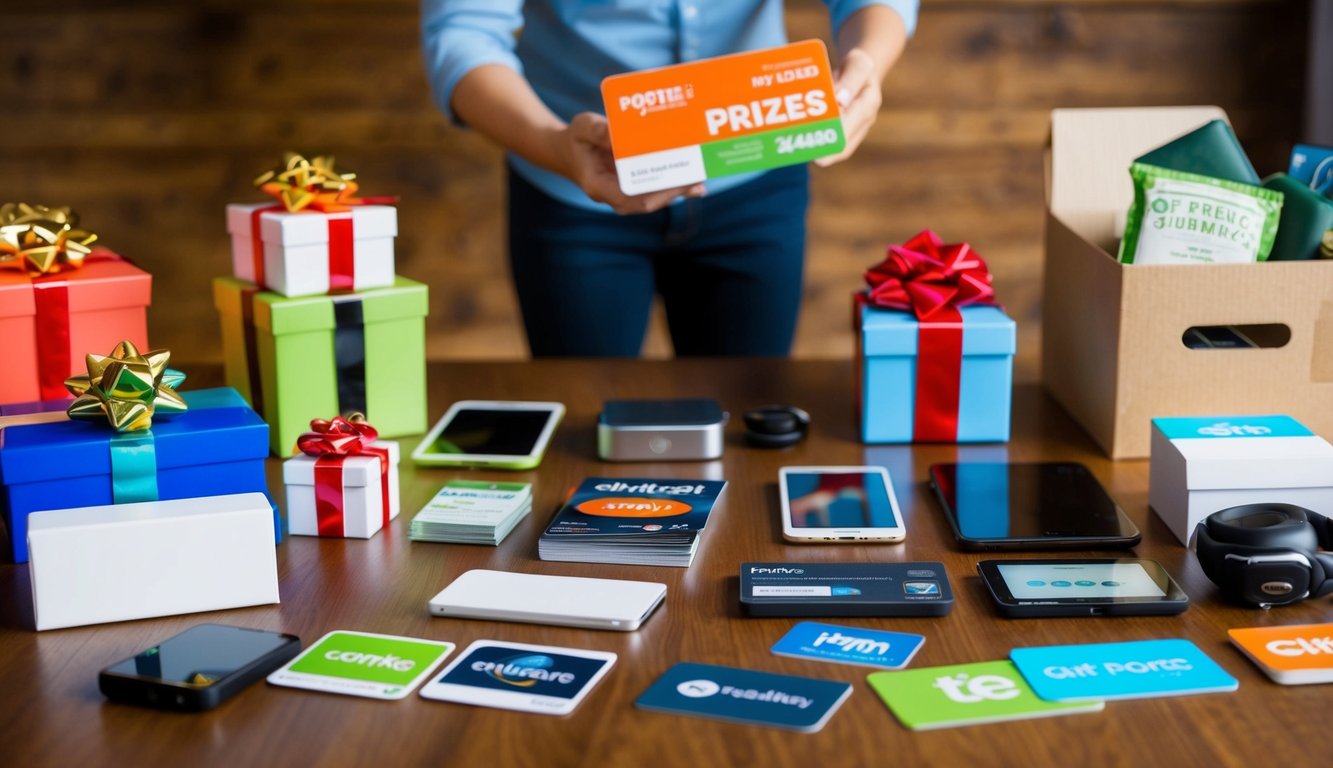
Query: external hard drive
597 399 727 461
740 562 954 617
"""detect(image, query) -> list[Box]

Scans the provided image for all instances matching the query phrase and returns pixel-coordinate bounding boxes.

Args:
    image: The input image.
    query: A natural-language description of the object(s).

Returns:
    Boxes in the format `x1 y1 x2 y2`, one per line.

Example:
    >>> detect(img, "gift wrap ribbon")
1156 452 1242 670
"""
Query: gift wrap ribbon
249 153 396 291
297 415 390 537
863 230 997 442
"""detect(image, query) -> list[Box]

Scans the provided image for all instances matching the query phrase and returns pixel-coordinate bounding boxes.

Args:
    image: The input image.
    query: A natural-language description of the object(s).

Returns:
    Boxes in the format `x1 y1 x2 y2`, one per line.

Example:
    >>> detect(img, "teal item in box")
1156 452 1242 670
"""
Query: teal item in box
858 304 1016 443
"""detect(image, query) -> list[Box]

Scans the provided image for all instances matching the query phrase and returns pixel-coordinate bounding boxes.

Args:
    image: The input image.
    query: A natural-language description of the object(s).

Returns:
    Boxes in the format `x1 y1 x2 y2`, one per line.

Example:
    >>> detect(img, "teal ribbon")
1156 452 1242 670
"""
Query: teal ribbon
109 431 159 503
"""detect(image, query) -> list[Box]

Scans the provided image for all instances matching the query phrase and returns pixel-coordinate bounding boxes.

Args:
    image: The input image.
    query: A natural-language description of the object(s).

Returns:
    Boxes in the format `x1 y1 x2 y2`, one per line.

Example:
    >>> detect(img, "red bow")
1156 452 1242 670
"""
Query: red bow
864 230 995 320
298 414 379 457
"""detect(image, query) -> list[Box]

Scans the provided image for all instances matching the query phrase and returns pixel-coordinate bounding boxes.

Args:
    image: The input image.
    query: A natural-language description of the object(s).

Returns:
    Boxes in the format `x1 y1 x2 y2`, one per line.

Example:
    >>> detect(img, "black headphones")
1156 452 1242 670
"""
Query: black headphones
1195 503 1333 607
743 405 810 448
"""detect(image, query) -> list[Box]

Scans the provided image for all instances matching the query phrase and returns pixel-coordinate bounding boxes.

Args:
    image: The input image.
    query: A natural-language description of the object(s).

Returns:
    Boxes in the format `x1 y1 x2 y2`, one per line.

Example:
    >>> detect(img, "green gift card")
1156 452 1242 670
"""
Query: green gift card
866 660 1102 730
268 631 455 700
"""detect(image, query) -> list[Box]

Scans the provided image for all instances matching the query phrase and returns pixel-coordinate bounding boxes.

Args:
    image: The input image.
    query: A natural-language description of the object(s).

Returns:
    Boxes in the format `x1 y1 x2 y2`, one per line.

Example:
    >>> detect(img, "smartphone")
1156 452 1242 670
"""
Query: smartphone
928 462 1140 550
977 558 1190 617
779 466 906 543
99 624 301 711
411 400 564 469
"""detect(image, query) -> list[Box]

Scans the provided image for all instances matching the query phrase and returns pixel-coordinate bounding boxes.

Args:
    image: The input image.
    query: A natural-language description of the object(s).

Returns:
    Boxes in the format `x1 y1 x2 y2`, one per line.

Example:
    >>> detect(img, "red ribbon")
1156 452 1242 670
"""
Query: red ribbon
862 230 997 442
29 250 126 400
297 415 391 537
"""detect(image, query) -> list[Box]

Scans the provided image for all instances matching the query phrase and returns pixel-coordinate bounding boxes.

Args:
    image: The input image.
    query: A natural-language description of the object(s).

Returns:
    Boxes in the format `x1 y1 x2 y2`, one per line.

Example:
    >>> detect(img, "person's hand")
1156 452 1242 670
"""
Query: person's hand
814 48 883 168
556 112 705 215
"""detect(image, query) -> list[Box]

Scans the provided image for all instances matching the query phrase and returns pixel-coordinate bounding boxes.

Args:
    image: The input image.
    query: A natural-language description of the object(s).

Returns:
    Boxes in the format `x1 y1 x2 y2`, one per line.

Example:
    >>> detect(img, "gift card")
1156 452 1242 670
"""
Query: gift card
601 39 844 196
267 631 455 700
417 640 616 715
1229 623 1333 685
1010 639 1238 702
867 660 1101 731
634 662 852 733
771 621 924 670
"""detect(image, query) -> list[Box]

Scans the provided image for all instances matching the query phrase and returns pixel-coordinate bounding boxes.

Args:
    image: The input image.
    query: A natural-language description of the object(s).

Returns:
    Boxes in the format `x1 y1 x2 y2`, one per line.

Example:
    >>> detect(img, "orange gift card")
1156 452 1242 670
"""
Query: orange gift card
1228 623 1333 685
601 40 845 195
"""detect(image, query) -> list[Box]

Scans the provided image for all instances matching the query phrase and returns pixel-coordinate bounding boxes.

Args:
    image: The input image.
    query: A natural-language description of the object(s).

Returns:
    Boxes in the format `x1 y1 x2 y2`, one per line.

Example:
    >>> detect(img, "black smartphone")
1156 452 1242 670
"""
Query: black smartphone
928 462 1140 550
99 624 301 712
977 558 1189 617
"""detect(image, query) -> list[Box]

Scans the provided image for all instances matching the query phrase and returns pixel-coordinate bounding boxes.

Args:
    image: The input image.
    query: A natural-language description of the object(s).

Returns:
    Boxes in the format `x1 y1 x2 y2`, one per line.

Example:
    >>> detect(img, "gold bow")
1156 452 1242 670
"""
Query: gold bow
65 340 188 432
0 203 99 276
254 152 360 212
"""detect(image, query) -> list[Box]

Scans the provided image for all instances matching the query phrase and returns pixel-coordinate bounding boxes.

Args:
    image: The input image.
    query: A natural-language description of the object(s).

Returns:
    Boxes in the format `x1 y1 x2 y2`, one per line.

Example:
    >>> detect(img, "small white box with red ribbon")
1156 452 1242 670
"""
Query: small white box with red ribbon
226 153 397 298
284 415 400 538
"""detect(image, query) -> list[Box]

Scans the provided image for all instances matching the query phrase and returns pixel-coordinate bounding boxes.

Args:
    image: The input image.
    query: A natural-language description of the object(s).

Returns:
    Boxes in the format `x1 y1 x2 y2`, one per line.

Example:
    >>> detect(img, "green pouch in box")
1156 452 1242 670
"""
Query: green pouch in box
1262 173 1333 261
1119 163 1283 265
213 276 428 454
1134 119 1261 185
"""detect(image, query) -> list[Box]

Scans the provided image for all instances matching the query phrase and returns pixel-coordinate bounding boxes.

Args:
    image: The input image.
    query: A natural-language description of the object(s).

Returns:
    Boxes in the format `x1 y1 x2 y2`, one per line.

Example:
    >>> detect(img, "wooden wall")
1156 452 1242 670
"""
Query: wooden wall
3 0 1306 381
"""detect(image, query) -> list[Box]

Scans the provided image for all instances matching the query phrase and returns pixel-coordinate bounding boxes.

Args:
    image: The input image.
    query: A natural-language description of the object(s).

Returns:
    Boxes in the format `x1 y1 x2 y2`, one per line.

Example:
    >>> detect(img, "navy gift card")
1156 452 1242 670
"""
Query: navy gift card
635 662 852 732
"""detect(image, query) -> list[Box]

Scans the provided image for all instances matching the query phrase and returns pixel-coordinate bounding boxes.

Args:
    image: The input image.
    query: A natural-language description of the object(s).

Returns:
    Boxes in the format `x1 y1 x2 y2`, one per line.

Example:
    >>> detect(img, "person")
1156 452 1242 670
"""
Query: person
422 1 918 357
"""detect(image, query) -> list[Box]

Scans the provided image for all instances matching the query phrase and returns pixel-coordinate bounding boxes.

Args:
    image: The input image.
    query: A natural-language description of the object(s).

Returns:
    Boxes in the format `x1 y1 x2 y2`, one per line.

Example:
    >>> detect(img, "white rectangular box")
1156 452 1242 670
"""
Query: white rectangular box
1149 415 1333 545
283 440 400 538
226 202 397 297
27 493 280 631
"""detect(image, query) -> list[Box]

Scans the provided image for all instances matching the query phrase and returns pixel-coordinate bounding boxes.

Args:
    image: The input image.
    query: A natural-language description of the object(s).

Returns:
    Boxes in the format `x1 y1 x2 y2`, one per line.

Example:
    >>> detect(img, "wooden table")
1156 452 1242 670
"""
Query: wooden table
3 360 1330 766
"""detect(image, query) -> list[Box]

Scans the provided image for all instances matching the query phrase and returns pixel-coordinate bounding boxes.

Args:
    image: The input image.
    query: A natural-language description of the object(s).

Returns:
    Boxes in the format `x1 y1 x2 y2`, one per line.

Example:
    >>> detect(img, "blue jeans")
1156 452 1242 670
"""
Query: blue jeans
507 164 809 357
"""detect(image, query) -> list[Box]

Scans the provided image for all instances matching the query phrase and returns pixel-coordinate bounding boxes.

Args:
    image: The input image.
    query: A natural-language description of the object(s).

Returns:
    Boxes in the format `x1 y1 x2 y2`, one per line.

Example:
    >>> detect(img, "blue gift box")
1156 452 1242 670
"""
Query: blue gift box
859 304 1016 443
0 387 277 562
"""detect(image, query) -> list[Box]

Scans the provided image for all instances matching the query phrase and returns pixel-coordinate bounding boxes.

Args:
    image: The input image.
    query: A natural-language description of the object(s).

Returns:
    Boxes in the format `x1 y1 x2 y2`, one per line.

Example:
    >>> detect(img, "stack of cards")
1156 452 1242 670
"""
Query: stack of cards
409 480 533 546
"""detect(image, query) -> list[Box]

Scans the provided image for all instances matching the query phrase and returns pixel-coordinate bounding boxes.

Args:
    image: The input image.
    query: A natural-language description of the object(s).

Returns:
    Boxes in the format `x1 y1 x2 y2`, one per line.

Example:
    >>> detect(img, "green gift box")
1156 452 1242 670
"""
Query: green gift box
213 276 428 454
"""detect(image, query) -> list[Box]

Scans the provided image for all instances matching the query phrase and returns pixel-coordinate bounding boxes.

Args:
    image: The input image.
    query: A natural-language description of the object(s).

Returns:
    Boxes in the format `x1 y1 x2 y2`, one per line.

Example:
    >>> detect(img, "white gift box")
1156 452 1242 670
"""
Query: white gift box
226 202 397 297
283 440 400 538
1149 416 1333 545
27 493 280 631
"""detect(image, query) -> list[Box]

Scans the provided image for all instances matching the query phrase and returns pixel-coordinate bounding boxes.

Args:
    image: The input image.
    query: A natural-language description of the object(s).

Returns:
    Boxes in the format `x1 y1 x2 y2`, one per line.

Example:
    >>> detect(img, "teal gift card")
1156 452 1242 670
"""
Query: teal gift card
1010 639 1238 702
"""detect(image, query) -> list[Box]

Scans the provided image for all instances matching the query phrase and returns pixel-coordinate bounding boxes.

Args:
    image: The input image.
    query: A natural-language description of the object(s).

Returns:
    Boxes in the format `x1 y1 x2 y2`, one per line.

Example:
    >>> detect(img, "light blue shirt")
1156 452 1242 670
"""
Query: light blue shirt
422 0 918 211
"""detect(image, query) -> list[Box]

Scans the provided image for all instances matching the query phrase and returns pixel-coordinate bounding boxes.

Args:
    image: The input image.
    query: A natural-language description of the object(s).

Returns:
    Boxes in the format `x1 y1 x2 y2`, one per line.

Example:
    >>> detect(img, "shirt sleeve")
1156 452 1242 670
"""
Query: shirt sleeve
823 0 920 38
420 0 526 124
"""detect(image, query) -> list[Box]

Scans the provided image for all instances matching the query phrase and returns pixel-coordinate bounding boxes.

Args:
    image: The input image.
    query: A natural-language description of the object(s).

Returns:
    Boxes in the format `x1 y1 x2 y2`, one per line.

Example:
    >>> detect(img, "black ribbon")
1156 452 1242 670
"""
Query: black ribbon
333 298 367 415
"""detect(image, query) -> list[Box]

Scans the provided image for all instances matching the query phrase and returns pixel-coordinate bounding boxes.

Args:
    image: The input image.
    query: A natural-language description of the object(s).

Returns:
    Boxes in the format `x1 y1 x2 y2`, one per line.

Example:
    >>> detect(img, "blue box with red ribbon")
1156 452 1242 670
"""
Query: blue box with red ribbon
0 387 276 562
856 230 1016 444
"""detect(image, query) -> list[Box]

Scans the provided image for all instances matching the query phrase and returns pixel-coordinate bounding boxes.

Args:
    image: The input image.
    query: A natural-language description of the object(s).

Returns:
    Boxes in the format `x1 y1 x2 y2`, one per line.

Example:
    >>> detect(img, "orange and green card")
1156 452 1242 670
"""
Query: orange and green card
602 40 845 196
1229 623 1333 685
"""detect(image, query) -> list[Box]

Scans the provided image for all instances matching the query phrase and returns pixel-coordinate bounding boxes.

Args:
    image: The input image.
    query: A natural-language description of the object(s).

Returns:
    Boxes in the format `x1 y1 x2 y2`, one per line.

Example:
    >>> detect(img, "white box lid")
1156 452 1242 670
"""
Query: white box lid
27 492 272 531
1153 416 1333 490
226 203 397 245
282 440 399 487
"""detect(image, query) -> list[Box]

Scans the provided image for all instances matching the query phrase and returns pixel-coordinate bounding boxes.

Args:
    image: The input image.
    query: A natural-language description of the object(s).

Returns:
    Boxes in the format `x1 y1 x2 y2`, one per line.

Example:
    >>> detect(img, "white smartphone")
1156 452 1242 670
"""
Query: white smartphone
779 466 906 543
427 570 667 631
411 400 564 469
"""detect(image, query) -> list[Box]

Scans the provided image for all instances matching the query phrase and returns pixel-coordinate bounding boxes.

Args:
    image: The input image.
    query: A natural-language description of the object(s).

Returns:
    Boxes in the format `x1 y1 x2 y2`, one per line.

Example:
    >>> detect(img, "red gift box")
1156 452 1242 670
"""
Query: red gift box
0 250 151 405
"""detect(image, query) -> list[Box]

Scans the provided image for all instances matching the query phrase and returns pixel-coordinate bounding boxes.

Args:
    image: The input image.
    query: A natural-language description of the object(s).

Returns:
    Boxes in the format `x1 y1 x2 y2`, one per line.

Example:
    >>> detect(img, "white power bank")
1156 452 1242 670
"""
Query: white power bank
427 569 667 631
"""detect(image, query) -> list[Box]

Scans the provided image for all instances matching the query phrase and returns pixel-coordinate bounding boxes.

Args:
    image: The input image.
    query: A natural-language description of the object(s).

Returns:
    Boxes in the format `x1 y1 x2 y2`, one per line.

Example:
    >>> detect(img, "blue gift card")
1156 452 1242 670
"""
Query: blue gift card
771 622 924 670
635 662 852 732
1010 639 1238 702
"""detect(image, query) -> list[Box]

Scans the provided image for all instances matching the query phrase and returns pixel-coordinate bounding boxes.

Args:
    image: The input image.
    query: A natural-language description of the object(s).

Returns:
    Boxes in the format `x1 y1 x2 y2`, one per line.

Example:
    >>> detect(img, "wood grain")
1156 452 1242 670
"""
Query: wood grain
0 1 1307 378
1 360 1331 767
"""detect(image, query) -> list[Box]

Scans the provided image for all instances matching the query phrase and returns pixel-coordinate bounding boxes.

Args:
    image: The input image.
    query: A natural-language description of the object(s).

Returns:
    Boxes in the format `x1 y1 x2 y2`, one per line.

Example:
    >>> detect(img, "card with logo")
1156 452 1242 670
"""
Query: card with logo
635 662 852 733
418 640 616 715
771 621 924 670
267 631 455 700
1010 639 1239 702
601 39 845 196
866 660 1103 731
1229 623 1333 685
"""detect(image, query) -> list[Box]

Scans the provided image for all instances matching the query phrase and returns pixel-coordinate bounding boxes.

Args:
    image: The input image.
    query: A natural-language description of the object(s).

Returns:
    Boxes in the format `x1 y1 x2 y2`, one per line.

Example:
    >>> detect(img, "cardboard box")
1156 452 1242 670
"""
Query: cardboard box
213 276 428 454
284 440 401 538
0 387 275 562
27 492 280 631
1043 107 1333 458
226 203 396 297
0 252 150 405
1148 415 1333 545
858 304 1015 443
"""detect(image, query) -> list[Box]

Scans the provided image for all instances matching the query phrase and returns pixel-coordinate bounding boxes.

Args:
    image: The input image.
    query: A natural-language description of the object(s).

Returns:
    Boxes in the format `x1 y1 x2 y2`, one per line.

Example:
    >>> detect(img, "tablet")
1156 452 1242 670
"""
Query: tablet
411 400 564 469
928 462 1141 550
978 558 1189 617
427 570 667 631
